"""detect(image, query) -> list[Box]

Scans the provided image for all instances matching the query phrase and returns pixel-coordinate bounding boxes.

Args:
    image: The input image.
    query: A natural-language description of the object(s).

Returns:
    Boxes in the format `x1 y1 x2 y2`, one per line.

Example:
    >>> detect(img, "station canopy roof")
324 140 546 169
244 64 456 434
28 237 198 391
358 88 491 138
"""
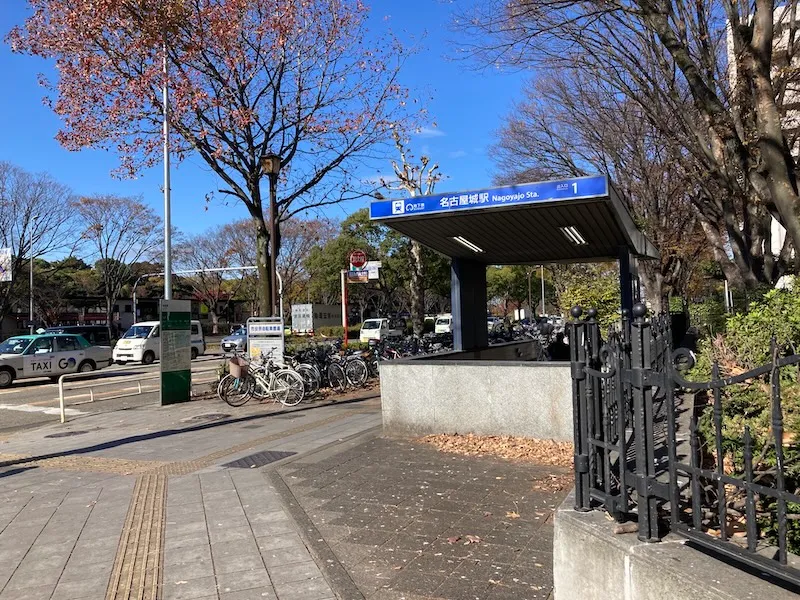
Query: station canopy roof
369 175 659 264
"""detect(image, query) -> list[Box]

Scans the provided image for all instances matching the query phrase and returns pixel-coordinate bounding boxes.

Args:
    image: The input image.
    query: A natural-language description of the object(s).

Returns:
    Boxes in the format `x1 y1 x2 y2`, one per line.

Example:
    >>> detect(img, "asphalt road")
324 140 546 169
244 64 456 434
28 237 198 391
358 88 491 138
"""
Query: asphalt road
0 354 225 436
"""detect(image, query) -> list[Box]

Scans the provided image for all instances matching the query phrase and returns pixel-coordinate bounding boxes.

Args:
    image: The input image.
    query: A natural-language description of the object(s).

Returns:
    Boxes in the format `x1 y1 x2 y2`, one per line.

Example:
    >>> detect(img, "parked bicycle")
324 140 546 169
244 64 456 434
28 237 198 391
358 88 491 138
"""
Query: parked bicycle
217 351 305 407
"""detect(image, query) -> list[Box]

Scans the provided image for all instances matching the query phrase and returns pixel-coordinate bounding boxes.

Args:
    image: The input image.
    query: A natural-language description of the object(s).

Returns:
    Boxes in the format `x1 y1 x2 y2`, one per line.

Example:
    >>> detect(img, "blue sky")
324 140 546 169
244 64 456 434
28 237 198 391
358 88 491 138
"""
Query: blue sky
0 1 530 234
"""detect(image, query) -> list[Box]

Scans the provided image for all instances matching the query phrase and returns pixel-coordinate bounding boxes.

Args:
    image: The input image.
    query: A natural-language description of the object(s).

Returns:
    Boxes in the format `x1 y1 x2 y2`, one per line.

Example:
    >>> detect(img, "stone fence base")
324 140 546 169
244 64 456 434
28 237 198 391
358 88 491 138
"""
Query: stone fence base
554 491 799 599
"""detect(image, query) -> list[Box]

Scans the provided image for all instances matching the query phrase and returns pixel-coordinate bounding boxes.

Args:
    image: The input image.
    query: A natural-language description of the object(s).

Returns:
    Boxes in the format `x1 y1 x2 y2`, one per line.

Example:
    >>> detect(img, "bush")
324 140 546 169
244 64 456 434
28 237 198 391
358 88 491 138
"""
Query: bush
687 296 727 337
689 284 800 551
316 325 360 338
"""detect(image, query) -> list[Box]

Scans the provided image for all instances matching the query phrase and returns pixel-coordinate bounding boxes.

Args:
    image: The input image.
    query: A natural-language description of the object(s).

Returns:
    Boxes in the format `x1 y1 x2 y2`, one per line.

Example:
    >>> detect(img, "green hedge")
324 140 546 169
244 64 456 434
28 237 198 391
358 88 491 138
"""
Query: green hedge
689 281 800 551
316 325 361 338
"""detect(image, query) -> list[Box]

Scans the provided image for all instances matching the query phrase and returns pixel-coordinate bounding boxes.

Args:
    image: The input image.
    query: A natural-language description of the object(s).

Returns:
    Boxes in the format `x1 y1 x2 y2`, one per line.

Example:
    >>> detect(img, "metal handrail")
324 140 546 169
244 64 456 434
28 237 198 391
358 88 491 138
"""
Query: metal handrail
58 367 220 423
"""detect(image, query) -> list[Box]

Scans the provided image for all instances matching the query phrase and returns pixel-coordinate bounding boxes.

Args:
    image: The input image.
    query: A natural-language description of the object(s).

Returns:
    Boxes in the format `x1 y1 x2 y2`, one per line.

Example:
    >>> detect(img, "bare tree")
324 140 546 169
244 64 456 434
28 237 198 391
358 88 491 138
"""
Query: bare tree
458 0 800 289
493 74 708 311
278 219 337 312
381 131 443 335
73 195 161 337
0 162 78 322
216 217 337 320
175 227 246 334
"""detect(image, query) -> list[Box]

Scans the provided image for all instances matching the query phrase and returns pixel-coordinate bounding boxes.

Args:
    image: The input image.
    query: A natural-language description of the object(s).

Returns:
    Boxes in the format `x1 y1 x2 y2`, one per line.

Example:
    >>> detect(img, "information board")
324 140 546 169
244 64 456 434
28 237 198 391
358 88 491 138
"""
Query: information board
160 299 192 405
247 317 285 365
369 175 608 220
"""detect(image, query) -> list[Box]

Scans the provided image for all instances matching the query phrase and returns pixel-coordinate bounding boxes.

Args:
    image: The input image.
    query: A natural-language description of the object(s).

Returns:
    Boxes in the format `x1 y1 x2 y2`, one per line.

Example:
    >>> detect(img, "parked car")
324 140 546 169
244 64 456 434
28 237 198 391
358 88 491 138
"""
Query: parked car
113 320 205 364
487 316 502 332
221 327 247 354
0 333 113 388
434 314 452 334
45 325 112 346
359 318 405 343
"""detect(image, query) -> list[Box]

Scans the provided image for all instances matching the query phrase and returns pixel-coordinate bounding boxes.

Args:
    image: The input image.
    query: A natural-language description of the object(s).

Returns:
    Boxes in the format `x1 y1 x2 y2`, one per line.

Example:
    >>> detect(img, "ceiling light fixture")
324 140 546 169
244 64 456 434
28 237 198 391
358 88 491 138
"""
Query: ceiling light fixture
559 226 588 245
451 235 484 253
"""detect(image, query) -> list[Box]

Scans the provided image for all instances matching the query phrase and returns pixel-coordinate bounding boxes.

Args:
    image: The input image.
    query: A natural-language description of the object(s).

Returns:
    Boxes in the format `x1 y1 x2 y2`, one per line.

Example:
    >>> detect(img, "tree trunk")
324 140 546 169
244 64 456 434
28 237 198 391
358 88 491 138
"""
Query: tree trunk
255 219 271 317
409 240 425 336
106 296 114 340
639 266 665 314
210 310 219 335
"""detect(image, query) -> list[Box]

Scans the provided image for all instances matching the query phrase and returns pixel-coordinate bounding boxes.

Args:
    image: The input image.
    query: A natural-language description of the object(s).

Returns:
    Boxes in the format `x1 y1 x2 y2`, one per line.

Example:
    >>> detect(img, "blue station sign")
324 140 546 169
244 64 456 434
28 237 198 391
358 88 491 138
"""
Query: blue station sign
369 175 608 220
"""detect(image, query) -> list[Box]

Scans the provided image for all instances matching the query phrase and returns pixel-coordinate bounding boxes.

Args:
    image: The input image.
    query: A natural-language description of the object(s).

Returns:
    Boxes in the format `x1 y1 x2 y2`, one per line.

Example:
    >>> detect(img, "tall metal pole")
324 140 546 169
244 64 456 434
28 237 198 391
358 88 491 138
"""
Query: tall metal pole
540 265 546 317
269 173 278 317
341 270 348 348
162 35 172 300
29 216 36 334
527 269 532 320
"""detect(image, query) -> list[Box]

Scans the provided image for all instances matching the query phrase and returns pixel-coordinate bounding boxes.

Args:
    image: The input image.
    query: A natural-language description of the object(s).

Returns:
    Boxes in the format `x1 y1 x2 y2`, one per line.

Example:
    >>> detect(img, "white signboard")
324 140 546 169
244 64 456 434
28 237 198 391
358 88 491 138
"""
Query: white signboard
0 249 11 282
366 260 382 280
247 317 284 364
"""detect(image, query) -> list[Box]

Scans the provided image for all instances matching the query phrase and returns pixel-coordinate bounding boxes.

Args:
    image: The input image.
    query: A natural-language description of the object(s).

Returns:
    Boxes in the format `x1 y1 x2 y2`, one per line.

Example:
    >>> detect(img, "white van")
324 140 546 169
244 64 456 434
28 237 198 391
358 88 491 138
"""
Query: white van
113 320 205 365
359 318 404 343
434 314 452 334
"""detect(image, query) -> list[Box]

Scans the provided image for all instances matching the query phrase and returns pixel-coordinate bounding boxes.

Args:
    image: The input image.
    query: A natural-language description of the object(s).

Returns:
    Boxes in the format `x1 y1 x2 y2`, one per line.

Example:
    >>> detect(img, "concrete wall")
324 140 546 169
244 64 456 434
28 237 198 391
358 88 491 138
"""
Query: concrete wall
380 359 572 441
554 491 799 600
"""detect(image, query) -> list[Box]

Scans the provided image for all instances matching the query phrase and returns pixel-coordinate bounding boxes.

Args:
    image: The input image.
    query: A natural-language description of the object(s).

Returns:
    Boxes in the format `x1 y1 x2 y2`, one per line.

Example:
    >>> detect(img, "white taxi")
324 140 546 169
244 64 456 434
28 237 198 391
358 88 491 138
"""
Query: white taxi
0 333 113 388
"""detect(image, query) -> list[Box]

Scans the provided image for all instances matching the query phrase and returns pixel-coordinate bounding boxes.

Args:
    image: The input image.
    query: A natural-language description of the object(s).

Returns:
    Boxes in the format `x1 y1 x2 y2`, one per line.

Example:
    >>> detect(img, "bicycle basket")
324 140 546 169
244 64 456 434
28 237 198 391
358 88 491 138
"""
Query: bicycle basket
229 356 249 378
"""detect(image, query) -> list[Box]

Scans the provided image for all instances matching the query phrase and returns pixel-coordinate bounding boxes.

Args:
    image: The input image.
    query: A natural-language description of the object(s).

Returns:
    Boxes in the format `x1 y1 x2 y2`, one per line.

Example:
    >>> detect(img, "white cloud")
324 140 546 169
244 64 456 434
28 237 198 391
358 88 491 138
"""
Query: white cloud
448 149 467 159
416 126 446 138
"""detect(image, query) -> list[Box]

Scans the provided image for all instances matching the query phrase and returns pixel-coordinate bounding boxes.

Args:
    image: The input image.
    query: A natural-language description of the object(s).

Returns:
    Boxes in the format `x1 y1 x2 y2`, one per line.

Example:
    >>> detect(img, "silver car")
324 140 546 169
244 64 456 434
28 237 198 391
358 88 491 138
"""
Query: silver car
0 333 113 388
220 328 247 354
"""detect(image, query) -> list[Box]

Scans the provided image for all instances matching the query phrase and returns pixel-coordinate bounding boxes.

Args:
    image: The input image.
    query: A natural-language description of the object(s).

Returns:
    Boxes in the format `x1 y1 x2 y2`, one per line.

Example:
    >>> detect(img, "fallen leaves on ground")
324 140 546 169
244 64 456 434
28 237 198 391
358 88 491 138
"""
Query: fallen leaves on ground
531 473 573 493
464 535 481 544
417 433 573 468
506 511 520 519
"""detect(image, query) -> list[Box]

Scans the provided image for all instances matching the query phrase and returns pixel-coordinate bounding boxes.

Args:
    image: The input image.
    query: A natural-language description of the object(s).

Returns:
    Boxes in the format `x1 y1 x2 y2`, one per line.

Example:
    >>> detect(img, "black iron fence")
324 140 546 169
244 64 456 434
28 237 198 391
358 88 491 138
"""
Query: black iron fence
570 304 800 587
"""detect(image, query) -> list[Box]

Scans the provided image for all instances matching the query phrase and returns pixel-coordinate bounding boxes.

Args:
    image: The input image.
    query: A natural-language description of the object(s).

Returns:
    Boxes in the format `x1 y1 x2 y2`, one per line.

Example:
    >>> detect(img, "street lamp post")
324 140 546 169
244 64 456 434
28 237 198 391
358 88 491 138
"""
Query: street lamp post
162 33 172 300
260 152 282 317
29 214 38 334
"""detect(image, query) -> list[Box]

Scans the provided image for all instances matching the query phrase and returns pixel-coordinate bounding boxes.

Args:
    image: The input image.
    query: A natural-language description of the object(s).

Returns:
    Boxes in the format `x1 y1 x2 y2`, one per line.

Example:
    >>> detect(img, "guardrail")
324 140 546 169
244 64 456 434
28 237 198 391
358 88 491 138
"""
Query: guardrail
58 367 220 424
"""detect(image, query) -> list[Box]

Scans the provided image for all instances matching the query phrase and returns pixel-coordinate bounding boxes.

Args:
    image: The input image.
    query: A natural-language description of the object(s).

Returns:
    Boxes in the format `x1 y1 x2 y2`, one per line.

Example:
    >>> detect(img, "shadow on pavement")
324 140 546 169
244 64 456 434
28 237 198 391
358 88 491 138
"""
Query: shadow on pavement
0 392 379 470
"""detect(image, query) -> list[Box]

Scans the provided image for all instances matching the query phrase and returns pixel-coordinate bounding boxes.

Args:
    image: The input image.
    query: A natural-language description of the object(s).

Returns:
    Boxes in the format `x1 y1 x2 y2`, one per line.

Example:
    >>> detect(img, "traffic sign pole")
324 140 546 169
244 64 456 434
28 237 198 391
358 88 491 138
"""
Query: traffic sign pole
340 269 348 348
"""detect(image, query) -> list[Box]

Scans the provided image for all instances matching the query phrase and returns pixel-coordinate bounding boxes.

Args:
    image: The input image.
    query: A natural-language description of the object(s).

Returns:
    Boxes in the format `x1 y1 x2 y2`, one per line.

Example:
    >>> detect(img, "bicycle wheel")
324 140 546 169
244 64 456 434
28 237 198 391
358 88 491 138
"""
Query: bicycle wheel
327 362 347 393
250 371 271 400
218 374 254 407
344 358 368 387
295 364 320 397
274 369 305 406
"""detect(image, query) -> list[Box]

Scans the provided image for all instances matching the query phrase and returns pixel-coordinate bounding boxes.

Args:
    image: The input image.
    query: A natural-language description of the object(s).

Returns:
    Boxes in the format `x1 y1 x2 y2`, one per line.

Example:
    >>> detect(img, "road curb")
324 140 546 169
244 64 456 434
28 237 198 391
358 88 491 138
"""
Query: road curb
265 425 382 600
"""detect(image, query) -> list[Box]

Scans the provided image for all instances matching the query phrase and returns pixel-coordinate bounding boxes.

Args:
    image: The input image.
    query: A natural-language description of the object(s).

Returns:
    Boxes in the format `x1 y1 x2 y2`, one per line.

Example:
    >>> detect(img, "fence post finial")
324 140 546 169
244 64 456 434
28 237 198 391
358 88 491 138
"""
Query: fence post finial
570 306 583 319
632 302 647 320
586 308 598 321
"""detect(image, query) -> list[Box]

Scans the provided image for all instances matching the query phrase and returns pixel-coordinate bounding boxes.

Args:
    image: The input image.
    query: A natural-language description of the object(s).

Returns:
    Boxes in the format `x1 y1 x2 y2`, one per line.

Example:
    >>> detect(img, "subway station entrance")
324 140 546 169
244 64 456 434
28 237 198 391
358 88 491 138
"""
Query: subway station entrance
369 174 659 440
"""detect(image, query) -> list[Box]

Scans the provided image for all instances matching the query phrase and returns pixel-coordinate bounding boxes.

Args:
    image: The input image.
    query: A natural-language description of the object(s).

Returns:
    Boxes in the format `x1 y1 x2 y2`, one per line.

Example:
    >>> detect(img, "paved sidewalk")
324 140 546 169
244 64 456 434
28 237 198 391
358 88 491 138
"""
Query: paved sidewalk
276 437 570 600
0 392 381 600
0 389 569 600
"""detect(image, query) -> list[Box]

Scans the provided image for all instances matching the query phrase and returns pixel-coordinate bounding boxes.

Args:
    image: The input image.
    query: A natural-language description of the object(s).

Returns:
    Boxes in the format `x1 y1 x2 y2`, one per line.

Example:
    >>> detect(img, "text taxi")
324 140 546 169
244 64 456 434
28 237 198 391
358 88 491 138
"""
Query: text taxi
0 333 113 388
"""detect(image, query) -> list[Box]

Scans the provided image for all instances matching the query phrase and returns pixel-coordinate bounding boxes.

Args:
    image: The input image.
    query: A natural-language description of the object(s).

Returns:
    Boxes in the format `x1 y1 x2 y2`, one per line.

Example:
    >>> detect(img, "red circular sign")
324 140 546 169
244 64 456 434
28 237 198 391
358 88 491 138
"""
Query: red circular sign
349 249 367 269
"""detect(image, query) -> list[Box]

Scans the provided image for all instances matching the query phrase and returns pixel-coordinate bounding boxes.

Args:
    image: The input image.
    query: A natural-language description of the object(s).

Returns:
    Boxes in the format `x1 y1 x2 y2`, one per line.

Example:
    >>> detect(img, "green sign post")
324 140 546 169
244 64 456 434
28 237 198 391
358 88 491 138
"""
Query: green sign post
160 299 192 405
